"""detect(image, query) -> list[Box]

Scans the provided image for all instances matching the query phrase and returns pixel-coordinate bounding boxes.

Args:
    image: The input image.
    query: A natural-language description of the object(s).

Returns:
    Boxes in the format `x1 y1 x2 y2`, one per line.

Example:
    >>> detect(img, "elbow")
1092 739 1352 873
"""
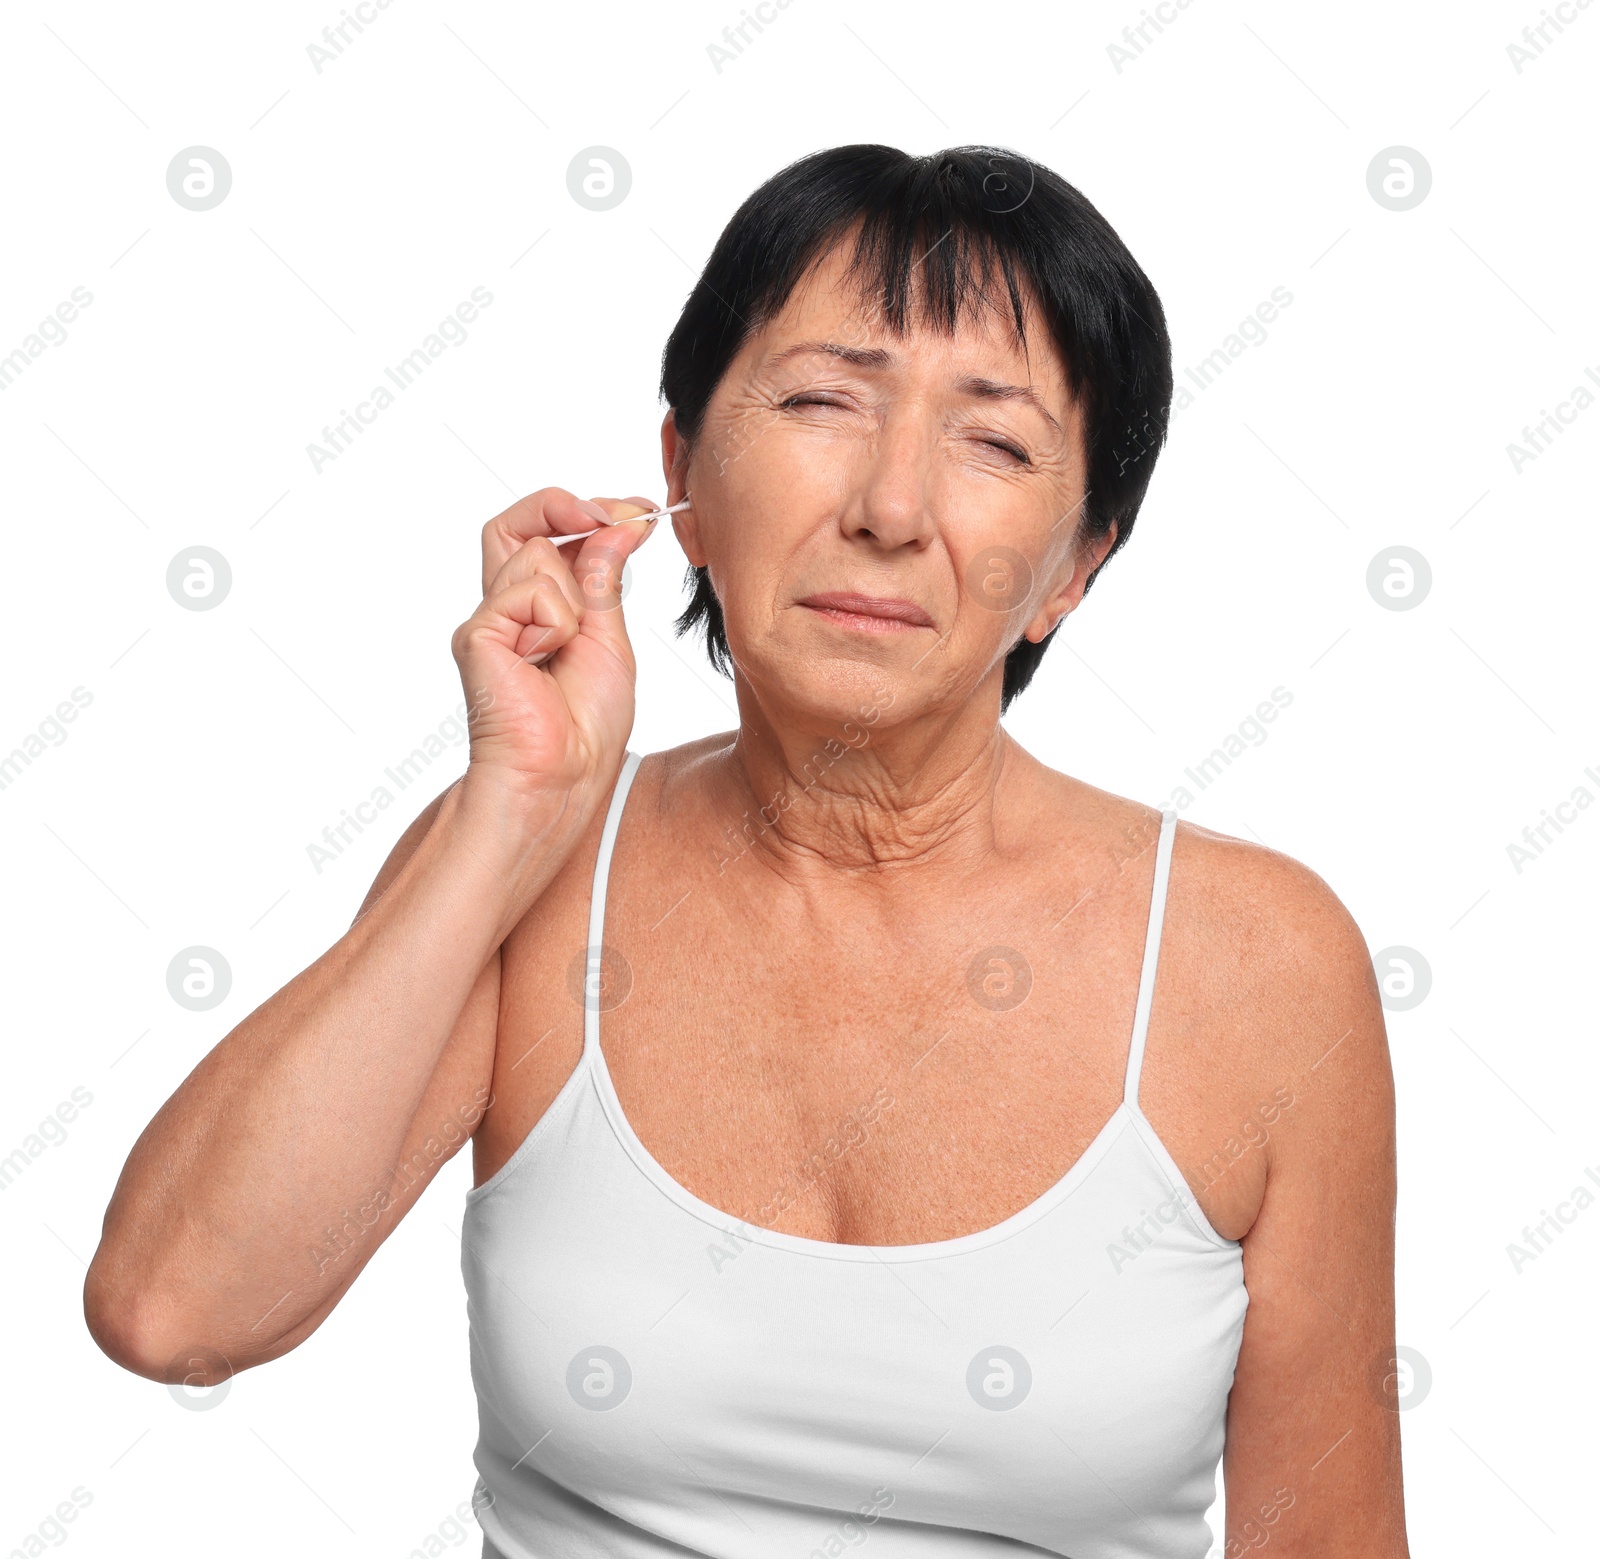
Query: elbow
82 1260 169 1380
82 1258 228 1386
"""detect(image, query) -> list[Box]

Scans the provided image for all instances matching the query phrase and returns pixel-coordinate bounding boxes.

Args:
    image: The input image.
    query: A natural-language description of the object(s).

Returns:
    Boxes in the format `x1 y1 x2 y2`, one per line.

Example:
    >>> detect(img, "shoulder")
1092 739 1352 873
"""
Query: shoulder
1019 754 1384 1072
1169 815 1379 1016
1019 757 1371 979
1163 814 1394 1188
1028 740 1378 1021
624 732 739 824
640 733 736 788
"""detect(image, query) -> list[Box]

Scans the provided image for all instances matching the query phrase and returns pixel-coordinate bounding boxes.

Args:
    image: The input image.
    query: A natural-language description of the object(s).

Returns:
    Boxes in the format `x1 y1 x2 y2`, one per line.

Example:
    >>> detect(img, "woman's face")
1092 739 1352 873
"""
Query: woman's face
663 238 1108 731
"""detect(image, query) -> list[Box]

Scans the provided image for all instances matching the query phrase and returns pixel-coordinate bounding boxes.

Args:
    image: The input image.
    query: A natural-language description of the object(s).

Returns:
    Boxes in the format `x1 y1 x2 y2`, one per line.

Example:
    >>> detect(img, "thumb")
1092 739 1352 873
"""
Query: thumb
564 502 660 651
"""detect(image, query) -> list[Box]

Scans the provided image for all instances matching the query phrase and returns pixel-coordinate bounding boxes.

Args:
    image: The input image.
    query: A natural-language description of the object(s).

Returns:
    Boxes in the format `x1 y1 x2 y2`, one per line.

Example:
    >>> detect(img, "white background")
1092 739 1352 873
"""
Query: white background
2 0 1595 1554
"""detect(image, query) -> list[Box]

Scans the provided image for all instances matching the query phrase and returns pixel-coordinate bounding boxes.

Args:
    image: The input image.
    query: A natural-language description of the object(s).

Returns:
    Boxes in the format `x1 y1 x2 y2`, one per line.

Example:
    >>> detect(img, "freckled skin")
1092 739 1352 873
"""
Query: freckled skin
88 231 1406 1559
483 237 1406 1557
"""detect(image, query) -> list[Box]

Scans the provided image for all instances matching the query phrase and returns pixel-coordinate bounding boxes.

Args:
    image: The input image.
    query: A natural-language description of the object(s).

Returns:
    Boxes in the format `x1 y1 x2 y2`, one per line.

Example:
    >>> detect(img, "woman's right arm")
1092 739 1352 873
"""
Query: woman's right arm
82 489 662 1382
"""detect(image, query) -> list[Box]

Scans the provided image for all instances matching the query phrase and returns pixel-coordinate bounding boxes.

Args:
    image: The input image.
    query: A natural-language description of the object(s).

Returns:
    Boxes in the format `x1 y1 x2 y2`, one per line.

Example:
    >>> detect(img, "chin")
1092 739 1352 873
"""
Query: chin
741 644 909 737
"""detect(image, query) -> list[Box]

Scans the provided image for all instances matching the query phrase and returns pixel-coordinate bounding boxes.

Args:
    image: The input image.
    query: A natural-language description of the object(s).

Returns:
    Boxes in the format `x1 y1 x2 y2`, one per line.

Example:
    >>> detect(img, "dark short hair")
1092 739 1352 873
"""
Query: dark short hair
659 143 1173 711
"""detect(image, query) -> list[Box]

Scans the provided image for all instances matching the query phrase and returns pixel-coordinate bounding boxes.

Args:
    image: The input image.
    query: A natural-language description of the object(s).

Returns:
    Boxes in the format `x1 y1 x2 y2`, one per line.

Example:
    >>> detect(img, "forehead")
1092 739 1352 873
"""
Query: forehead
740 236 1073 400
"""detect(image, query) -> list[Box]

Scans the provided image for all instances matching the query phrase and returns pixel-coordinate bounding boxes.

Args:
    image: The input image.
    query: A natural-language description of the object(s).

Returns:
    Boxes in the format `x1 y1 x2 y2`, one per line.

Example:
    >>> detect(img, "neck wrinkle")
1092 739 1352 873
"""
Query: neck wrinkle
715 703 1018 878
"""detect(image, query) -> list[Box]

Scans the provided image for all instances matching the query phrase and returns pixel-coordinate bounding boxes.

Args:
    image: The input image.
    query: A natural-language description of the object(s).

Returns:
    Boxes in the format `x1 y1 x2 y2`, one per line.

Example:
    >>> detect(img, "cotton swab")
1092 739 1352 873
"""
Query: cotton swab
547 496 692 546
520 495 692 665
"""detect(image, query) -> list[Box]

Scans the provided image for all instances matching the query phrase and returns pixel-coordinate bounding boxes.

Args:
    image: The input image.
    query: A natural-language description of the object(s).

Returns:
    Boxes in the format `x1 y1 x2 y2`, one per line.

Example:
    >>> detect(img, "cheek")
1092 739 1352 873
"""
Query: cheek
689 414 848 621
957 537 1040 619
724 415 863 515
688 481 799 643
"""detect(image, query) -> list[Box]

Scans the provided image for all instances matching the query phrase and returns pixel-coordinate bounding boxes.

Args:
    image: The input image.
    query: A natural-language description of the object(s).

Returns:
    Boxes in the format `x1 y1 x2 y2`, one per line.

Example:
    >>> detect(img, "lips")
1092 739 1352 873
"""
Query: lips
796 591 935 629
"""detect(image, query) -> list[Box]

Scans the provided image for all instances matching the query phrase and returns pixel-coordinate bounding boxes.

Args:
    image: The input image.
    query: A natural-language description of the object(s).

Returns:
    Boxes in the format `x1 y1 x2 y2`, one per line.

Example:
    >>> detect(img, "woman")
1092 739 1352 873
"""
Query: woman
85 145 1408 1558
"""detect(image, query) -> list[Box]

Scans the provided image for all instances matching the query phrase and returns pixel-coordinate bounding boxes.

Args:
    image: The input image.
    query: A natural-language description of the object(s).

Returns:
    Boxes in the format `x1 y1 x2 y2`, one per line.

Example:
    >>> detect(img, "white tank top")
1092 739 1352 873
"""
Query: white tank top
461 750 1248 1559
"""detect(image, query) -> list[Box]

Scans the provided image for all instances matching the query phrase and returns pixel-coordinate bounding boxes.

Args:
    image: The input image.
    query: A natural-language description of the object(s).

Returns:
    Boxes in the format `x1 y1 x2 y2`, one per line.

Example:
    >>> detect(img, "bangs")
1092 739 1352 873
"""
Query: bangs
659 143 1172 710
755 203 1046 379
669 146 1108 445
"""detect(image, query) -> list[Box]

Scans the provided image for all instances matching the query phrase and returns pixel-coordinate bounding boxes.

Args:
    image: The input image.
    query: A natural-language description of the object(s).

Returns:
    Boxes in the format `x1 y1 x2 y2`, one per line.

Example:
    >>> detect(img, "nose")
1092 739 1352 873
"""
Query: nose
841 407 935 551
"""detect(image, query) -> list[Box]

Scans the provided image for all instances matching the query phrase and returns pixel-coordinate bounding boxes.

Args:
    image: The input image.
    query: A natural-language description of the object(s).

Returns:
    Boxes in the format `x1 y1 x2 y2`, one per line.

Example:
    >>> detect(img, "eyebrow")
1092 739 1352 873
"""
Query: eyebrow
766 341 1062 434
768 341 892 369
954 374 1062 436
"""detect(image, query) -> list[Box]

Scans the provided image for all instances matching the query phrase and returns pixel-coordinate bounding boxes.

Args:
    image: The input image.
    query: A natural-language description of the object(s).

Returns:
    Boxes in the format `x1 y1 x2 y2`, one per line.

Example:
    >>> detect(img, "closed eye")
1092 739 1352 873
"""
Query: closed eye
981 437 1030 465
779 396 1031 465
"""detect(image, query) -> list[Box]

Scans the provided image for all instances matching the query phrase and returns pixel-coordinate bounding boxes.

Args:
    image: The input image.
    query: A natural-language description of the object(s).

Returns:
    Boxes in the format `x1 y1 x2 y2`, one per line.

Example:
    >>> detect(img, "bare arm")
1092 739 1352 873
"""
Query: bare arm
83 776 581 1380
83 489 663 1381
1221 860 1408 1557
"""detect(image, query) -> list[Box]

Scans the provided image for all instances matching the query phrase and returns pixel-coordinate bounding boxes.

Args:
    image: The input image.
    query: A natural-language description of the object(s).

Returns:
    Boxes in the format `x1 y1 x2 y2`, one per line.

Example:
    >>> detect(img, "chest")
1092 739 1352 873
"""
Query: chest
484 812 1266 1245
461 1099 1247 1558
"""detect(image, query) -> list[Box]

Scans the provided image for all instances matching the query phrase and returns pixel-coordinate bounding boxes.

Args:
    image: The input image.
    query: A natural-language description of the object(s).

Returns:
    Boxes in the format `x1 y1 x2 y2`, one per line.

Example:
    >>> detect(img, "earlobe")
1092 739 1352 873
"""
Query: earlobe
1024 552 1079 642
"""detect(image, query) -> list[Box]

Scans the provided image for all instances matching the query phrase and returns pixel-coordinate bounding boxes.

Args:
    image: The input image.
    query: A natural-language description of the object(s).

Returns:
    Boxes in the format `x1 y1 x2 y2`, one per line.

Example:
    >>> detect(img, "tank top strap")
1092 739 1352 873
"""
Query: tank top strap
1123 806 1178 1110
583 749 645 1056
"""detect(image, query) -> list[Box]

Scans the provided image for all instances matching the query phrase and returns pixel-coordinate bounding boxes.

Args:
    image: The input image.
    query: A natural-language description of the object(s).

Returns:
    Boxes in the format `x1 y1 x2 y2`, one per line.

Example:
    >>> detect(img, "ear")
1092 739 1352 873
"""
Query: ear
660 410 706 566
1021 519 1118 644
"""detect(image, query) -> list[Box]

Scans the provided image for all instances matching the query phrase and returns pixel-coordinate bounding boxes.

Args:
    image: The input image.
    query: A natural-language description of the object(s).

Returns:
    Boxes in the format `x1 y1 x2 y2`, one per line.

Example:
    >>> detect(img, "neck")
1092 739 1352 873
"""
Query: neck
711 677 1021 874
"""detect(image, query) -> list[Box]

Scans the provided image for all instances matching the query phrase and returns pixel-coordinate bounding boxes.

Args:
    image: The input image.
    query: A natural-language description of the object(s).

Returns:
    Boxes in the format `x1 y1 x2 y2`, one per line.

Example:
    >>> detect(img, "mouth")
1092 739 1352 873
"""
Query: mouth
796 591 935 632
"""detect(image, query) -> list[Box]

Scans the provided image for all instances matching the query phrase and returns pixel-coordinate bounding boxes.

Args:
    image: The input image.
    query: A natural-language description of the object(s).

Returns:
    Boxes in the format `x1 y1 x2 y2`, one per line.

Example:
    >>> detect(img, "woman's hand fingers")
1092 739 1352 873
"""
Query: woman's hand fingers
549 503 658 667
468 499 658 674
450 492 666 802
480 487 616 594
470 569 585 667
484 533 589 617
480 494 659 602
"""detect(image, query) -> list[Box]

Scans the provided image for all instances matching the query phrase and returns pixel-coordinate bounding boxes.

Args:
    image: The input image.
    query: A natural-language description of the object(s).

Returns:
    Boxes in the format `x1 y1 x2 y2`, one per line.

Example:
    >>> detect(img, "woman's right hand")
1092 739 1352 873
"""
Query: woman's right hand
450 487 663 816
83 492 660 1382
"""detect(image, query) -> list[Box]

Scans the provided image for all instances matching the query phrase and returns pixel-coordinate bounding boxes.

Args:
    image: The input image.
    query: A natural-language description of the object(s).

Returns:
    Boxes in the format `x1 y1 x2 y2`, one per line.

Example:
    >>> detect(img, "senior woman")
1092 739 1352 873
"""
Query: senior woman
86 145 1408 1558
